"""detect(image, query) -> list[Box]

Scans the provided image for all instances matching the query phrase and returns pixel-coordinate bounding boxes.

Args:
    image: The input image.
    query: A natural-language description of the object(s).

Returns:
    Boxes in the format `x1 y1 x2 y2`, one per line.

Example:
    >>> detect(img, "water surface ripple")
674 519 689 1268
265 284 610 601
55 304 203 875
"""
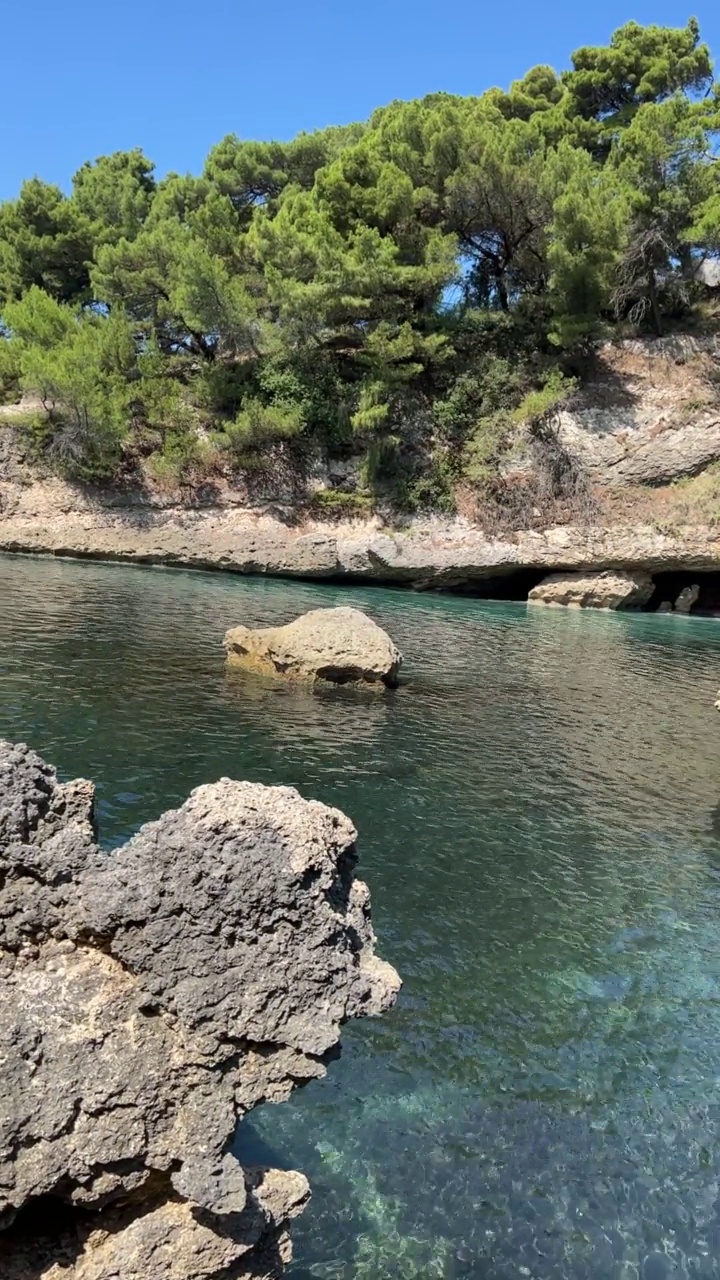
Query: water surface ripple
2 554 720 1278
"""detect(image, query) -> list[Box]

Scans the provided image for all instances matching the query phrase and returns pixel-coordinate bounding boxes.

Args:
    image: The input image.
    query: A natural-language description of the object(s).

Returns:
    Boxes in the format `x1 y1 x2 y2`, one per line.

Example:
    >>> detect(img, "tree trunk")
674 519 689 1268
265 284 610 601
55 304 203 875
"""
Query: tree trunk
647 268 663 337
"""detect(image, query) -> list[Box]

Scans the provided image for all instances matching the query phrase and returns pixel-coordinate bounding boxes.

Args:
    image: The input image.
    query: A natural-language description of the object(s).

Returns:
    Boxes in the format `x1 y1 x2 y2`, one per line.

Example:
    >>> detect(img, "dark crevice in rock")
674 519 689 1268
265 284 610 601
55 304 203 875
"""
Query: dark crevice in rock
437 568 550 600
0 1195 94 1276
645 570 720 614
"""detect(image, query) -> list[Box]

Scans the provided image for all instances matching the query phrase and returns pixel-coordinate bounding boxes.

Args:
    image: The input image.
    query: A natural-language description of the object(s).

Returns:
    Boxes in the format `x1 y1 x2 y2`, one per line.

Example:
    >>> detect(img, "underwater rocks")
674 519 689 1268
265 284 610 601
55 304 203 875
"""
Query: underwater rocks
0 740 400 1279
224 607 402 688
528 570 654 610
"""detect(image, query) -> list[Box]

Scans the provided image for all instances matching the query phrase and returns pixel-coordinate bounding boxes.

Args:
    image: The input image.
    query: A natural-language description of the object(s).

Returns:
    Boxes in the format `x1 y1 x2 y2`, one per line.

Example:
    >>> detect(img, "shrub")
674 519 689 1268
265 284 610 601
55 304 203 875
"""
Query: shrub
4 301 136 481
310 489 374 518
0 342 22 404
223 398 305 454
512 369 577 424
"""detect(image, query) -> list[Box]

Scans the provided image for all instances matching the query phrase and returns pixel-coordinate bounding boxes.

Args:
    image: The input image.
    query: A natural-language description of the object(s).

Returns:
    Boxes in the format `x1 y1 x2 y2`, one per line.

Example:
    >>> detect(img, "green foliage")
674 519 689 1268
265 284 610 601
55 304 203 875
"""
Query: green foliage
310 488 374 518
463 413 512 484
564 19 712 127
71 149 156 246
435 357 525 438
609 95 720 333
15 308 137 480
3 286 75 348
445 116 551 309
546 146 628 345
220 398 305 456
0 19 719 504
352 381 392 434
0 340 22 403
512 369 577 421
390 450 460 513
146 426 205 485
195 360 251 416
0 180 91 305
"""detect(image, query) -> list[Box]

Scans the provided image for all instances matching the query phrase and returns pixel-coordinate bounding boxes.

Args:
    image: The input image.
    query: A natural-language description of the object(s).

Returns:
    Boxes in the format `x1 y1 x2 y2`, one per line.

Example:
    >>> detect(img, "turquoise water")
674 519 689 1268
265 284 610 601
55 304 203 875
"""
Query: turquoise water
3 554 720 1278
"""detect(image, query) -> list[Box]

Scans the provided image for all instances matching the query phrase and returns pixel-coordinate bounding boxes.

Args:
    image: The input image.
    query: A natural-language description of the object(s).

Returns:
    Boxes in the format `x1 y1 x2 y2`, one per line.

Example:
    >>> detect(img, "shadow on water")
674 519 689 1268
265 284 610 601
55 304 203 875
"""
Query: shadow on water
707 799 720 842
234 1118 296 1172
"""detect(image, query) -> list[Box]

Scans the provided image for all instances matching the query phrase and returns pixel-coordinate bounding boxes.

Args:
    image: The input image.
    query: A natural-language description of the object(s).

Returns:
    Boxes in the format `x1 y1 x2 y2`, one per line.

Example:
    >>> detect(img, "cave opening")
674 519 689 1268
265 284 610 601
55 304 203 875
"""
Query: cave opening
446 567 720 612
646 570 720 614
440 568 549 600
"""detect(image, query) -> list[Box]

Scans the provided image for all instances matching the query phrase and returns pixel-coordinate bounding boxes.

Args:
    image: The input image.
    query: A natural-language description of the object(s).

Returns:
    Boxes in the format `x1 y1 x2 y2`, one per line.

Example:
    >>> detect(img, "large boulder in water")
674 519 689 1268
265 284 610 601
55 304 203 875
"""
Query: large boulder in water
224 606 402 688
528 569 654 610
0 739 400 1280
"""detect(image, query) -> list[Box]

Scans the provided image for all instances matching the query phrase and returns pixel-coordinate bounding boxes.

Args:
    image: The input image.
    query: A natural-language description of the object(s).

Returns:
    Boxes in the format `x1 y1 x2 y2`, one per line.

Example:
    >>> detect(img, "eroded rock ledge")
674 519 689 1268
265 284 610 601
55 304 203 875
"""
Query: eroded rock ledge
3 487 720 591
0 741 400 1279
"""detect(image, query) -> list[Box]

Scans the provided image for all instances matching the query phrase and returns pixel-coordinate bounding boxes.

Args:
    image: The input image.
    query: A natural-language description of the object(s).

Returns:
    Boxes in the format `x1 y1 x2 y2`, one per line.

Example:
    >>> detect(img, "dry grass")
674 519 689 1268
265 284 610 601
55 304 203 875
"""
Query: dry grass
597 467 720 530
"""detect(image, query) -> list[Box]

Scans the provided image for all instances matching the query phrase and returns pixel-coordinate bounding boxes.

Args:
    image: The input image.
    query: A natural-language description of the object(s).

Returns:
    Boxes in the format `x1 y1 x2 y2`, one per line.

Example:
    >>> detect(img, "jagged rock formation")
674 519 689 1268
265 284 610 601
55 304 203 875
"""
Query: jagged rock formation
224 607 402 688
674 583 700 614
0 740 400 1279
528 570 654 610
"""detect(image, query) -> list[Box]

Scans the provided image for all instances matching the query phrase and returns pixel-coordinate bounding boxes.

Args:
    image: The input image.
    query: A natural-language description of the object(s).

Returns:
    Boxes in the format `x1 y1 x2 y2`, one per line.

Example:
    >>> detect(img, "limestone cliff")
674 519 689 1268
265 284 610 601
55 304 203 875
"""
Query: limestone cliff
0 741 400 1279
549 335 720 488
1 335 720 599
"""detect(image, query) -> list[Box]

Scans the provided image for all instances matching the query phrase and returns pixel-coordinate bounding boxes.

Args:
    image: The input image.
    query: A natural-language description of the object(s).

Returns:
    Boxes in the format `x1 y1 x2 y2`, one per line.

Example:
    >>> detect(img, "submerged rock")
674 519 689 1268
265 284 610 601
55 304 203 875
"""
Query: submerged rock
528 570 654 610
0 740 400 1279
224 606 402 688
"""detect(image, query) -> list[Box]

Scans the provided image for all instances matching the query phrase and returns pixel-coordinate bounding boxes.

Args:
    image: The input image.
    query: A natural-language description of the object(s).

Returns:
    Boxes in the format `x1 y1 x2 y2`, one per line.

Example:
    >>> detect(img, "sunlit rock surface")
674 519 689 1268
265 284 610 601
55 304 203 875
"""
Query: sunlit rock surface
0 740 400 1279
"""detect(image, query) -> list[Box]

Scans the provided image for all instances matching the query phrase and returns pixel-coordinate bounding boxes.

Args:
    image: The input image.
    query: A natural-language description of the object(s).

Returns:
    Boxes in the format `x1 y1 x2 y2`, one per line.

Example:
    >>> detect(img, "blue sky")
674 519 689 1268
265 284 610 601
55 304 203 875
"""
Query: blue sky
2 0 719 201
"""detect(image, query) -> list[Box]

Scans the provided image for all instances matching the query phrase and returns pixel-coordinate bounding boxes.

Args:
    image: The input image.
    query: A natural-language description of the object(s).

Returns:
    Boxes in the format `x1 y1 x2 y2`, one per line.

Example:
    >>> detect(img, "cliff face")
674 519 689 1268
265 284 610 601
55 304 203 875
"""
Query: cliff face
539 334 720 489
3 497 720 592
1 336 720 595
0 741 400 1279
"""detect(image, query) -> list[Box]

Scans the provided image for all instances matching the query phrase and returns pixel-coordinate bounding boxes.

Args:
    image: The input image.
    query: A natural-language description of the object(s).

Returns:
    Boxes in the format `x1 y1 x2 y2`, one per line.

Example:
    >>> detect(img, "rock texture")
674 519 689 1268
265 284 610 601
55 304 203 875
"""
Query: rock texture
6 491 720 589
2 335 720 592
550 335 720 487
528 570 654 610
224 607 402 687
0 740 400 1279
674 583 700 614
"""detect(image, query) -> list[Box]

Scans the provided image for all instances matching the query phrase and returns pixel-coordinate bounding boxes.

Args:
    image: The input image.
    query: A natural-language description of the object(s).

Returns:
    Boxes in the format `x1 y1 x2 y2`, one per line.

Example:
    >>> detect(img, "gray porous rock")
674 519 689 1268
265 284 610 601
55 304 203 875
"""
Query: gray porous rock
0 740 400 1279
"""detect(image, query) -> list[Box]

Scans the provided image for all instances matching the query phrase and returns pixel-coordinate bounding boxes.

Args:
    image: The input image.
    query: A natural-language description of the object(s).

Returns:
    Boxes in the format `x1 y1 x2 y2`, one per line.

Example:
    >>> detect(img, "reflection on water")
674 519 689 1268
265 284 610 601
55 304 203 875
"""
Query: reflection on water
2 554 720 1278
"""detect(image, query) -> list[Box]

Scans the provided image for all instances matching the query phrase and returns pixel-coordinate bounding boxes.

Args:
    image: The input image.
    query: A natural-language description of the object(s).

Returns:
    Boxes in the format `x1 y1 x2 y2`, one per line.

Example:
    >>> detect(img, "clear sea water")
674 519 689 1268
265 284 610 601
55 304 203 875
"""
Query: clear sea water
2 552 720 1279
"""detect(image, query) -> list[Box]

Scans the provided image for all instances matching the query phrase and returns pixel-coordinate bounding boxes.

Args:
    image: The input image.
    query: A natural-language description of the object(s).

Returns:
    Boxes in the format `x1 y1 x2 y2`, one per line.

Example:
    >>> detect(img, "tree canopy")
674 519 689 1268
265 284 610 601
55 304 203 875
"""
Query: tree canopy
1 18 718 505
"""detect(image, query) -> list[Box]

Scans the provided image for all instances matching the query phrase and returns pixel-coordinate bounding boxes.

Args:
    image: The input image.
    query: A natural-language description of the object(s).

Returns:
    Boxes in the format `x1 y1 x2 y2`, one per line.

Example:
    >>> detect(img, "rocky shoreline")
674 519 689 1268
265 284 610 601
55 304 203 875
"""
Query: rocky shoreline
0 741 399 1279
2 334 720 602
2 484 720 597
